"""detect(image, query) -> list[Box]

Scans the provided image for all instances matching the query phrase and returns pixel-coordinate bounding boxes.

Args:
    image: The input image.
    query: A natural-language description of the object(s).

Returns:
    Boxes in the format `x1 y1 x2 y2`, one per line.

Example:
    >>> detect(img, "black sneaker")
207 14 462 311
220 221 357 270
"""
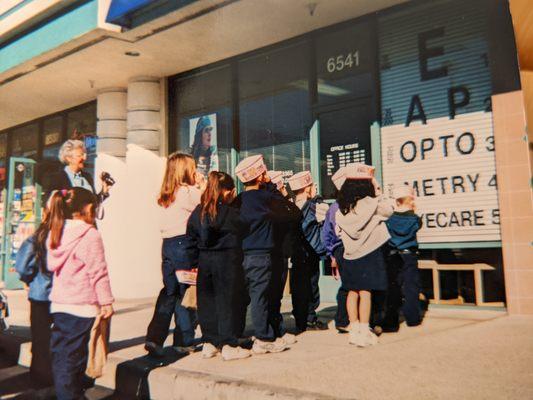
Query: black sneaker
336 326 349 334
306 320 328 331
145 341 165 357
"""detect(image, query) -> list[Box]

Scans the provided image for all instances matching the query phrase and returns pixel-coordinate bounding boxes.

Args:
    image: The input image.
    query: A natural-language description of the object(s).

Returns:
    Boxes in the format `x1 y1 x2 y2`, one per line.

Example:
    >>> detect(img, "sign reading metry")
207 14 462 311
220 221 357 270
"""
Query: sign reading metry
379 2 499 243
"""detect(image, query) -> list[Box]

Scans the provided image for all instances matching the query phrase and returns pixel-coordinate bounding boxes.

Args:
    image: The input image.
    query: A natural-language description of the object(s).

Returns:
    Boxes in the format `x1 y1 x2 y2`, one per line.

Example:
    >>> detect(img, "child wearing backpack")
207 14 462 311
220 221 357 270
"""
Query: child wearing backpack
334 164 393 347
46 188 114 400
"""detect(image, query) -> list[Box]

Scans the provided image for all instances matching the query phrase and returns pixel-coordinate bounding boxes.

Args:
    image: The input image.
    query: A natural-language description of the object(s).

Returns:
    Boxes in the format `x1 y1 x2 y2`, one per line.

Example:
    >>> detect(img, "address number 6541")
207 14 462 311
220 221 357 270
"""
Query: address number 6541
326 51 360 73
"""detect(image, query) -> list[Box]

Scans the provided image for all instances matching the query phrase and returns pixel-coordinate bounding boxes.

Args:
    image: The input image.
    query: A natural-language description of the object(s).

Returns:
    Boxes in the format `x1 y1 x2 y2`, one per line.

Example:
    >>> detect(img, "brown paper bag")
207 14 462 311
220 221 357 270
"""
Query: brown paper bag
181 287 197 309
86 315 110 379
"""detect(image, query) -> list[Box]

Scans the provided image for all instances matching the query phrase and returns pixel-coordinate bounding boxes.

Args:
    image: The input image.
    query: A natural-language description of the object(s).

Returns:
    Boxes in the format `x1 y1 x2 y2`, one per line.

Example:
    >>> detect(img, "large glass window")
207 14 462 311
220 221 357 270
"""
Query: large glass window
316 21 376 105
10 124 38 159
239 41 312 175
173 65 233 176
67 103 97 174
41 116 64 194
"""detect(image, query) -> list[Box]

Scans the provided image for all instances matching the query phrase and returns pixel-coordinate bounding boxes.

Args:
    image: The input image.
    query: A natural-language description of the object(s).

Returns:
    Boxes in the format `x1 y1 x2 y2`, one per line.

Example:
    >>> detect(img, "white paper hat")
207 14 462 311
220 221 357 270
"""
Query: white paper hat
332 166 348 190
393 184 415 200
288 171 313 191
268 170 284 191
235 155 267 183
345 163 375 180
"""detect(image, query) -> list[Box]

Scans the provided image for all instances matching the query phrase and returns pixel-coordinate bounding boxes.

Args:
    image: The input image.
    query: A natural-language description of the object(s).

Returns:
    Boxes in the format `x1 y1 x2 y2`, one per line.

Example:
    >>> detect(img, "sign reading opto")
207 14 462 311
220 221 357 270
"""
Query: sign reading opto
382 111 500 242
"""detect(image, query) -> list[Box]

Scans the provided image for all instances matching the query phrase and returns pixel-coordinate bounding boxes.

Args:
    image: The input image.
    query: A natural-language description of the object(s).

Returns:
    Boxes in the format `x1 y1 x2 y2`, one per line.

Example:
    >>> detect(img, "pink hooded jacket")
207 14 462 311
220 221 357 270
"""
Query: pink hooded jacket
47 220 114 306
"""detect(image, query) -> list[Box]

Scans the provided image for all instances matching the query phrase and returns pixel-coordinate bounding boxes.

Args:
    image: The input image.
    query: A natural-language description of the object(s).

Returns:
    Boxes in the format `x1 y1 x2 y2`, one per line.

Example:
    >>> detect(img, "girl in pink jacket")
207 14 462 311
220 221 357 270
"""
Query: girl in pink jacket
46 187 114 400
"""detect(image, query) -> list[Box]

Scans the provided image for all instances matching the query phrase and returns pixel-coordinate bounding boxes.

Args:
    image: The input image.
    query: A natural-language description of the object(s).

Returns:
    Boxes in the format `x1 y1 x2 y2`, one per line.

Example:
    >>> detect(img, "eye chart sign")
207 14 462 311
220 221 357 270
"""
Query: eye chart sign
379 3 500 243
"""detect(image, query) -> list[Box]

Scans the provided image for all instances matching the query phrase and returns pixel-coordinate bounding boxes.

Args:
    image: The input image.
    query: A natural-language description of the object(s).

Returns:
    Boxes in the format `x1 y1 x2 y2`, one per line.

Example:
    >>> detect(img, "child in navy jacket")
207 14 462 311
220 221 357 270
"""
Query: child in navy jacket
287 171 329 332
385 185 423 329
233 155 300 354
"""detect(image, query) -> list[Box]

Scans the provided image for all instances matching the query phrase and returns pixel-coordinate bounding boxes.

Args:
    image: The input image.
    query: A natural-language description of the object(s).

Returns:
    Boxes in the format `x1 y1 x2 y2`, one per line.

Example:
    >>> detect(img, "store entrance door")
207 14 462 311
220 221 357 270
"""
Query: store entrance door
313 100 373 302
1 157 41 289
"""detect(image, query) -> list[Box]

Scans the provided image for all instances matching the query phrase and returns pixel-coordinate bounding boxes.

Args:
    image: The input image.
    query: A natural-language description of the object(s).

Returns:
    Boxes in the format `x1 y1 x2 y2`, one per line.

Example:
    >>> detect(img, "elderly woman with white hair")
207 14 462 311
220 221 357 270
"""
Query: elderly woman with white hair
48 139 111 207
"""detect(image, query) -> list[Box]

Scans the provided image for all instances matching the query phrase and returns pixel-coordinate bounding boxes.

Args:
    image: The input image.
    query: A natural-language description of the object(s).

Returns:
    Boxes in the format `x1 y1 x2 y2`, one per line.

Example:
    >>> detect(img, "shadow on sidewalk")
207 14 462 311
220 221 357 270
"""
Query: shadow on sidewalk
104 349 189 399
109 336 146 353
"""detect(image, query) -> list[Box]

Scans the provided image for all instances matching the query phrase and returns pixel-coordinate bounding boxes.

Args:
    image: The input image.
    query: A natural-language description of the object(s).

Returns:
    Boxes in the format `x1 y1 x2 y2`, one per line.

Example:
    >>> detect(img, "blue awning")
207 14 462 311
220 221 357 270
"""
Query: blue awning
106 0 155 26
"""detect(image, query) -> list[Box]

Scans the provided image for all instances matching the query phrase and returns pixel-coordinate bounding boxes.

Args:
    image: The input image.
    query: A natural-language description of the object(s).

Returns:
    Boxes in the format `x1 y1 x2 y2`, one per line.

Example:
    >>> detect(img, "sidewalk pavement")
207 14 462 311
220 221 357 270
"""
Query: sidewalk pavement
1 289 533 400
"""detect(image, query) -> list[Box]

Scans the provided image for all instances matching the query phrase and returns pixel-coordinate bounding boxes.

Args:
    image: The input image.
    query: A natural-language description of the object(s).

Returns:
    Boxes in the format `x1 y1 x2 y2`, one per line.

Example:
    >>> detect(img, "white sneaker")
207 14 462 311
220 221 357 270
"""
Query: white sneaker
281 333 297 345
348 325 362 346
201 342 219 359
252 338 288 354
359 328 379 347
221 345 251 361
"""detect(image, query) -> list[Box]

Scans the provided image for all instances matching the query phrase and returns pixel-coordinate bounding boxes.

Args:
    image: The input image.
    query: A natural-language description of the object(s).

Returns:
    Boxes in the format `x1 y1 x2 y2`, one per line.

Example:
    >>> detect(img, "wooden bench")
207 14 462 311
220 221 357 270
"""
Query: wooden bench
418 260 504 307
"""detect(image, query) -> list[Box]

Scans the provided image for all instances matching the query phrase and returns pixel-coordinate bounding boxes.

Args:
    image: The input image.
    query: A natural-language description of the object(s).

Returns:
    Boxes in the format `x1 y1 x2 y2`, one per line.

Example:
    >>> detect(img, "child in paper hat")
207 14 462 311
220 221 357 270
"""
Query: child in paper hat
384 184 423 330
287 171 329 331
333 163 394 347
233 155 300 353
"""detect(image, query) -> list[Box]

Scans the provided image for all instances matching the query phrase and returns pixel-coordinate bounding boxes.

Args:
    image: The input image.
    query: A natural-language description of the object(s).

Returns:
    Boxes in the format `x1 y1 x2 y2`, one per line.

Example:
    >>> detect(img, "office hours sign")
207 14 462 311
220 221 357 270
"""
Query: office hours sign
379 3 499 243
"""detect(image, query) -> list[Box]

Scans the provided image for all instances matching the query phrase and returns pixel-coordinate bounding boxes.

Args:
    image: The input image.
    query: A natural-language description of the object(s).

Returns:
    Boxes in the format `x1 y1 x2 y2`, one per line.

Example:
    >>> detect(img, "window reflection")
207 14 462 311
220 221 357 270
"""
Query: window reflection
239 42 311 174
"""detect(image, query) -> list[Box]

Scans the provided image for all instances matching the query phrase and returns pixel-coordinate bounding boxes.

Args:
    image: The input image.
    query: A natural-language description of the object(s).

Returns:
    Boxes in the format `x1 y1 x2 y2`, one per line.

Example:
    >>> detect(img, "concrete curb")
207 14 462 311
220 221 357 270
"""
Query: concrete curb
1 330 352 400
97 350 353 400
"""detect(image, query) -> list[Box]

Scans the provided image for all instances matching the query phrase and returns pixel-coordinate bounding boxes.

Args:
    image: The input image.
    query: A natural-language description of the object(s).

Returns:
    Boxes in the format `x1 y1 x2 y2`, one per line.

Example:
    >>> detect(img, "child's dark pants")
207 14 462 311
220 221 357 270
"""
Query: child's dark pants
269 252 288 337
50 312 94 400
243 253 275 341
197 249 244 347
146 236 196 347
30 300 53 385
385 252 421 328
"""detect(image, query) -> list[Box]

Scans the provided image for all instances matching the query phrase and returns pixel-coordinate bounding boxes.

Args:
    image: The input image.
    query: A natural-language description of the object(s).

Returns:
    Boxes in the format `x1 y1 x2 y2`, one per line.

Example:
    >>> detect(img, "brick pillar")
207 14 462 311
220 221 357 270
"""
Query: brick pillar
492 91 533 315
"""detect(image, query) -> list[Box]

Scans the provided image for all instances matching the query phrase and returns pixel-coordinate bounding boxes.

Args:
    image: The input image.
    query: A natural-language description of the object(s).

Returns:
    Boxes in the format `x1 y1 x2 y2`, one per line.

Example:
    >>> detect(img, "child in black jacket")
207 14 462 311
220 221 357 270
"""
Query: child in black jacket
187 171 250 361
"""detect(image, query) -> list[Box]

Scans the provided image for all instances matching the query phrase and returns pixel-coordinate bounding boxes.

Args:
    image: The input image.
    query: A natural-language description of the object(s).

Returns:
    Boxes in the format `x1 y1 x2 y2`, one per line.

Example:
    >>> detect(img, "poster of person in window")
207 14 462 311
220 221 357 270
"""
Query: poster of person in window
189 114 219 177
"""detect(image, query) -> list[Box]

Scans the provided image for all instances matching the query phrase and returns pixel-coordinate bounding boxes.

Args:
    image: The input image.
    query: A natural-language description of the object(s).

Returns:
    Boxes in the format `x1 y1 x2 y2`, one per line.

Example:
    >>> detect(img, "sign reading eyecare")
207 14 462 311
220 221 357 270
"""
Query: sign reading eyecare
379 0 500 243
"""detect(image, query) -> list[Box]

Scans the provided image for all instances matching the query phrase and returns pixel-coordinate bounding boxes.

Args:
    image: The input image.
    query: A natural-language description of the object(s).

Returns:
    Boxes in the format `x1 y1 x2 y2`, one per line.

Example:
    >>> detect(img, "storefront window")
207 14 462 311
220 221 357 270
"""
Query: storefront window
173 65 233 176
67 103 97 175
239 42 312 175
316 21 376 105
41 116 64 194
10 124 38 159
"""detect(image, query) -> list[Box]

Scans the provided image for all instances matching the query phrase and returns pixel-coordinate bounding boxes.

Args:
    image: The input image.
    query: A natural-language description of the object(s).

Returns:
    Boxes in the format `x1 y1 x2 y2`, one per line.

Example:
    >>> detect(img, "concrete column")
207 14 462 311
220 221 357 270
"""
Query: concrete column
127 77 161 154
96 88 127 157
105 76 165 298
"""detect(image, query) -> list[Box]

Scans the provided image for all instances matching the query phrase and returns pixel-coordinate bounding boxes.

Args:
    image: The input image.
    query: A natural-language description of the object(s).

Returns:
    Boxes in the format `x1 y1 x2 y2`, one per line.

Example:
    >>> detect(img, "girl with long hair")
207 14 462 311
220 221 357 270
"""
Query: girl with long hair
334 174 393 347
145 152 205 356
187 171 250 361
46 187 114 399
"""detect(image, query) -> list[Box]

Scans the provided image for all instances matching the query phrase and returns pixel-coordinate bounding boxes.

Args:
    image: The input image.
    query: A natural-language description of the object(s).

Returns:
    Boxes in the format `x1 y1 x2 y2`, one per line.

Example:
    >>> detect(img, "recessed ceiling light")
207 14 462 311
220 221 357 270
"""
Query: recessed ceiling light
125 51 140 57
